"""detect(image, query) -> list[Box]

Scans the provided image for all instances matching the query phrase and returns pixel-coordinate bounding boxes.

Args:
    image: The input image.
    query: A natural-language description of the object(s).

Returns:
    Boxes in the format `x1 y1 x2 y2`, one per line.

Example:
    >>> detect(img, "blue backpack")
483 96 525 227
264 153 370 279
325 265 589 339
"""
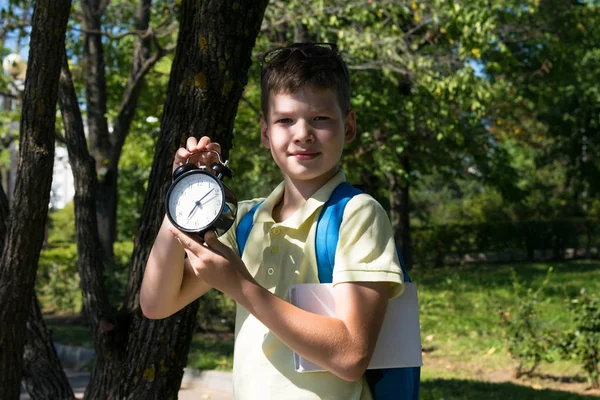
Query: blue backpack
236 182 421 400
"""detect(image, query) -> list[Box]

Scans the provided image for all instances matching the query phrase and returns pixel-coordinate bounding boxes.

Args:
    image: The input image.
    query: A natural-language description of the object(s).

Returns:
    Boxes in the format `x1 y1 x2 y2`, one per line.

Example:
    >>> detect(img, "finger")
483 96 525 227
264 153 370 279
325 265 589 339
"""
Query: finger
206 142 221 153
169 226 204 253
197 136 212 150
186 136 199 152
206 142 221 162
174 147 191 164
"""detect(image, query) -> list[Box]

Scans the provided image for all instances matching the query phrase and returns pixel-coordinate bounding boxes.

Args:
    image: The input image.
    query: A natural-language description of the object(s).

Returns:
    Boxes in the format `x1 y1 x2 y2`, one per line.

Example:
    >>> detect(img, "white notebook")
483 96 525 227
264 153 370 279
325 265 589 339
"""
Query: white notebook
289 282 423 373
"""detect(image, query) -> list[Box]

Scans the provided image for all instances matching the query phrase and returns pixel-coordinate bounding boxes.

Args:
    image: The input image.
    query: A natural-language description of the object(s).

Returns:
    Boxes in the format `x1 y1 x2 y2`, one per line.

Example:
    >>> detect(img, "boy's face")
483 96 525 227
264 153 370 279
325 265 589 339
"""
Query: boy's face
260 86 356 188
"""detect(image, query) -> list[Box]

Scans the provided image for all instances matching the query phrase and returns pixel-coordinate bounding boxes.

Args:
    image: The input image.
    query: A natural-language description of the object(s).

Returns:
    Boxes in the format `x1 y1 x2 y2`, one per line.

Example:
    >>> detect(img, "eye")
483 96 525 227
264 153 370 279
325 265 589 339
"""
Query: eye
276 118 293 124
314 116 330 121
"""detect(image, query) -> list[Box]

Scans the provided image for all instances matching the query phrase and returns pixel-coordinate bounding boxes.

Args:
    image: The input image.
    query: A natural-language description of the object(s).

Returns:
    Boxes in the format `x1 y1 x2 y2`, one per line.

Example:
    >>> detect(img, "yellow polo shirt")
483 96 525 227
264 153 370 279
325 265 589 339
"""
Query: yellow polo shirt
219 171 403 400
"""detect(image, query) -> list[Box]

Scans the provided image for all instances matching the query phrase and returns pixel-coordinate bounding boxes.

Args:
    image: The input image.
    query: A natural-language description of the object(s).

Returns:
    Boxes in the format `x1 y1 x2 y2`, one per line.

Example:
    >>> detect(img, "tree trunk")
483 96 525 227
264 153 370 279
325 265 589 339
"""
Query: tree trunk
1 96 17 207
58 51 126 399
119 0 269 398
82 0 169 262
80 0 113 260
95 0 154 260
0 182 8 251
0 110 73 400
22 296 76 400
0 0 71 396
386 153 412 270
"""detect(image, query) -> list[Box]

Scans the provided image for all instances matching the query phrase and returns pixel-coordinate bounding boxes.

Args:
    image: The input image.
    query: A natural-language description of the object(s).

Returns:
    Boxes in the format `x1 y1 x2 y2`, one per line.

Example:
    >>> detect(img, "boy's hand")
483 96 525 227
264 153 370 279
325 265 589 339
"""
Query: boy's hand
172 136 221 174
167 226 255 295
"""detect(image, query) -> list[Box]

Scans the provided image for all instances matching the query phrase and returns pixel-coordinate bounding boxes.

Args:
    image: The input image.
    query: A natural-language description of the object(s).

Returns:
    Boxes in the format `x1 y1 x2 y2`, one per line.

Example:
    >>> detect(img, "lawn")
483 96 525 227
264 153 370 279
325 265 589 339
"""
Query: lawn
413 260 600 398
46 260 600 398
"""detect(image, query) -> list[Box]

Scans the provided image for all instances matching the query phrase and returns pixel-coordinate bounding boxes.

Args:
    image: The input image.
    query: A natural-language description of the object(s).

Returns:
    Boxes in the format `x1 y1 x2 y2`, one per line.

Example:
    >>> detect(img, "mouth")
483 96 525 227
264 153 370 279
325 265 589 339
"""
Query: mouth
289 151 320 160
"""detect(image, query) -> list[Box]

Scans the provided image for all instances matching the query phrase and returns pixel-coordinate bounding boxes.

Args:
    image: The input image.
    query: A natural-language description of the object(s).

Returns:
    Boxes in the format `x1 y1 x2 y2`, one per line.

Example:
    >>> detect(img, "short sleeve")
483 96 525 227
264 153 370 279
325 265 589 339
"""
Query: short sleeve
332 194 404 298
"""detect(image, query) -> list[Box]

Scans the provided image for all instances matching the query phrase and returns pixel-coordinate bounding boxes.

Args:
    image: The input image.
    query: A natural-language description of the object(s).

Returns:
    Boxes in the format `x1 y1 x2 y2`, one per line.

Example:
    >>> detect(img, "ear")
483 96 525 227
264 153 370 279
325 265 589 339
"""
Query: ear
344 109 356 144
260 116 270 149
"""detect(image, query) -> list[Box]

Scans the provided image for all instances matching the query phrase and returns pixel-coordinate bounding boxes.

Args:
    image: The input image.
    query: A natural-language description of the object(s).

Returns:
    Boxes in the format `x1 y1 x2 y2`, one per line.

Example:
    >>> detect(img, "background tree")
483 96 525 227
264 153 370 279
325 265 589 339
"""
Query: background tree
76 0 177 261
57 0 269 397
0 0 71 397
230 0 536 267
488 0 600 218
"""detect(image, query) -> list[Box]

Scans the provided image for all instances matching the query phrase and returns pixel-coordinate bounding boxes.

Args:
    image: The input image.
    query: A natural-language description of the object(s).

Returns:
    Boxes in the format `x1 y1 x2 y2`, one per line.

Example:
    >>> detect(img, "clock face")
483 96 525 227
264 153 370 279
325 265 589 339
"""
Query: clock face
166 171 224 232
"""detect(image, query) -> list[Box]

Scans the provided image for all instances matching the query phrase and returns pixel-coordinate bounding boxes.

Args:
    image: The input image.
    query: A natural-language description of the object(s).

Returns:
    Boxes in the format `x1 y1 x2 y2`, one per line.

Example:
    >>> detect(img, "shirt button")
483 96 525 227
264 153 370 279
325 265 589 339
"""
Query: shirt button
272 228 281 235
271 246 279 254
267 267 275 276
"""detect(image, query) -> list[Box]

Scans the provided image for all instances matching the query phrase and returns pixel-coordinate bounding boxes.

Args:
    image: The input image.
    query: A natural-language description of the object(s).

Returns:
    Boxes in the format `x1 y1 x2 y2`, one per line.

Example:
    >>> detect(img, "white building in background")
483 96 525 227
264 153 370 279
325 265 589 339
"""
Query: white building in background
50 146 74 210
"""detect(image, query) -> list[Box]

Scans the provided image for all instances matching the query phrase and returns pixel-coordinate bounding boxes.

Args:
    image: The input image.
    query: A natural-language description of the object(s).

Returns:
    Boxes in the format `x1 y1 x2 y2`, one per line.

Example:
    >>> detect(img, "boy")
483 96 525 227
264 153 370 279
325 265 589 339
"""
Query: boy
140 42 404 399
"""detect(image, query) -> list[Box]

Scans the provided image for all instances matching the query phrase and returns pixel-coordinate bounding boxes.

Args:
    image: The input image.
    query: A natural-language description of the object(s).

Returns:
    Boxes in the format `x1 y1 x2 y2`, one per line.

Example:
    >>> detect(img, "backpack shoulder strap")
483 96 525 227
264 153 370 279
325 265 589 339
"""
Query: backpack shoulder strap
315 183 411 284
236 201 263 256
315 183 363 283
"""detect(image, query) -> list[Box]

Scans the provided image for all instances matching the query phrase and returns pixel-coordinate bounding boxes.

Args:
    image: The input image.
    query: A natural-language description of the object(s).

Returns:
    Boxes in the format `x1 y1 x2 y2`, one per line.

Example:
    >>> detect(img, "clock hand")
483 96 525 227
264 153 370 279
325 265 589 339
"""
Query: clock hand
186 188 216 219
201 193 220 205
197 188 215 203
187 203 199 219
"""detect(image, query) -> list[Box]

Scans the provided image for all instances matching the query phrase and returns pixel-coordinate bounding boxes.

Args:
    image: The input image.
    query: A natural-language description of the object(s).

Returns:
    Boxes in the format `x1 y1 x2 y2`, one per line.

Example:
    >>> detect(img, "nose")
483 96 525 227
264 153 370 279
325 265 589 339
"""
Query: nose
293 119 315 143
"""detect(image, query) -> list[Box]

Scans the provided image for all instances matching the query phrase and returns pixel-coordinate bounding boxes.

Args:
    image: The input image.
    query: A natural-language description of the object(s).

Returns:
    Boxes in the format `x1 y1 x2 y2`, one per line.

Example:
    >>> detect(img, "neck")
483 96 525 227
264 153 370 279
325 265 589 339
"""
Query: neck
273 167 339 222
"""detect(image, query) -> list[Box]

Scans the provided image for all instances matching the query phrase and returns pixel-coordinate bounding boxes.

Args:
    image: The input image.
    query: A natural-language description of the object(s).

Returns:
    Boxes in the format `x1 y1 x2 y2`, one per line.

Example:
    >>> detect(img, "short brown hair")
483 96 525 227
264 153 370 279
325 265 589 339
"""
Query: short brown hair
260 44 351 119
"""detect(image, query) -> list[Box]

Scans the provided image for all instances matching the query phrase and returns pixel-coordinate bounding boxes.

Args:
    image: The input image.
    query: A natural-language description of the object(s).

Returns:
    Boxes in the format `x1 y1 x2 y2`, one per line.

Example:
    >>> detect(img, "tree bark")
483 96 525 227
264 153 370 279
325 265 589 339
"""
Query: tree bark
82 0 172 262
22 296 76 400
119 0 269 398
0 100 73 400
0 0 71 396
386 153 412 270
58 51 127 399
80 0 113 260
0 182 8 251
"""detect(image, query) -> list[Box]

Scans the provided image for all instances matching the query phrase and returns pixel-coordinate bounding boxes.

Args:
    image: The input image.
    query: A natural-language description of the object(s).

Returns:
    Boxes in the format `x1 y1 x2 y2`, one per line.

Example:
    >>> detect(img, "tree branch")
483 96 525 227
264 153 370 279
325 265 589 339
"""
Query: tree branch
241 95 262 118
58 50 112 340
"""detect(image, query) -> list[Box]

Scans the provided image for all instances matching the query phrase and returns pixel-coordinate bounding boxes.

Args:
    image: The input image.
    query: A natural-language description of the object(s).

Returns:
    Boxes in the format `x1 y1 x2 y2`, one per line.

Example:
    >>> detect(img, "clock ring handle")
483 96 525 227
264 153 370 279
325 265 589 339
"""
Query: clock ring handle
186 149 228 167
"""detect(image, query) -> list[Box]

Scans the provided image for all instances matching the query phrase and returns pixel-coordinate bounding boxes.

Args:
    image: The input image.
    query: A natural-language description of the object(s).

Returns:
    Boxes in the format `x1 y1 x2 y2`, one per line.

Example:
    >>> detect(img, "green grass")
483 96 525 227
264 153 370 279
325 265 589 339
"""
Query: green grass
45 260 600 397
412 260 600 365
413 260 600 397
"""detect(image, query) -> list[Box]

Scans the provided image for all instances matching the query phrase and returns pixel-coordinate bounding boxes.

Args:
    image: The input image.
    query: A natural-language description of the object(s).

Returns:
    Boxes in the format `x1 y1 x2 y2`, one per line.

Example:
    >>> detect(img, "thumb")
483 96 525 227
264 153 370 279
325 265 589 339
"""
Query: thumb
203 230 236 259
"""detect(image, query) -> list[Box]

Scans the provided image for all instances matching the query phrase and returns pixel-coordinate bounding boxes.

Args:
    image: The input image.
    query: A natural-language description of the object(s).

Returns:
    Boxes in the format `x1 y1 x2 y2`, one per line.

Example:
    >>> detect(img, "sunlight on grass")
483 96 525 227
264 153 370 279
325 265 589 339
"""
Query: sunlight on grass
414 260 600 395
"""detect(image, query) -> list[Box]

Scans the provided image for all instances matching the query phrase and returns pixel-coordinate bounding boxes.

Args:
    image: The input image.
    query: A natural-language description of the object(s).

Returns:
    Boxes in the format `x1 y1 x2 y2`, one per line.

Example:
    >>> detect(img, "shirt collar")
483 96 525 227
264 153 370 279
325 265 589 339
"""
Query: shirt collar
254 170 347 229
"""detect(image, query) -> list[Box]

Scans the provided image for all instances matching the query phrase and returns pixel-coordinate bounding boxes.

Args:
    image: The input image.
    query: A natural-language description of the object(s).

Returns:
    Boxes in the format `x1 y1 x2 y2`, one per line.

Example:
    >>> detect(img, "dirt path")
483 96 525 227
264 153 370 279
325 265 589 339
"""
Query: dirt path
423 353 600 397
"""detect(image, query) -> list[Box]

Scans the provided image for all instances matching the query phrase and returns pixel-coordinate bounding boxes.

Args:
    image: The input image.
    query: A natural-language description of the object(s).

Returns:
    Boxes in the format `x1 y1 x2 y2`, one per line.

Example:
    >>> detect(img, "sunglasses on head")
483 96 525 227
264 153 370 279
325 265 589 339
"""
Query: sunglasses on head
258 42 349 82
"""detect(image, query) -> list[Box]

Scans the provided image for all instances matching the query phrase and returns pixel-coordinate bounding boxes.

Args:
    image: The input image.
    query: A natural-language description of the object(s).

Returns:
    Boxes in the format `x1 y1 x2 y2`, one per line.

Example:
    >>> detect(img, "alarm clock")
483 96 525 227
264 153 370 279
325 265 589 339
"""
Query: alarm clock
165 150 238 238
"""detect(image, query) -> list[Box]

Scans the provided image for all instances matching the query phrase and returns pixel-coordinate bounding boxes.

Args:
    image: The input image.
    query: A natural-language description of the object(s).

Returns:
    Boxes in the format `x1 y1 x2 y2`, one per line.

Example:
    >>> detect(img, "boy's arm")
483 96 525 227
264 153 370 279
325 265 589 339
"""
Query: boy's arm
141 135 221 319
239 279 390 382
170 228 390 382
140 215 211 319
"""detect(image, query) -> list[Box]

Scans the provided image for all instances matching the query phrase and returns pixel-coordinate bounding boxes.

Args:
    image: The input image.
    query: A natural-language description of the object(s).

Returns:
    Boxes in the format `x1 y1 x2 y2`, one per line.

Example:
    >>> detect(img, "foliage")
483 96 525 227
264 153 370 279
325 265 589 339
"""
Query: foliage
116 129 158 241
46 201 76 244
486 0 600 217
559 292 600 388
106 241 134 308
412 218 599 267
37 244 81 313
196 289 236 333
499 267 557 378
228 71 281 200
38 228 133 314
187 334 234 371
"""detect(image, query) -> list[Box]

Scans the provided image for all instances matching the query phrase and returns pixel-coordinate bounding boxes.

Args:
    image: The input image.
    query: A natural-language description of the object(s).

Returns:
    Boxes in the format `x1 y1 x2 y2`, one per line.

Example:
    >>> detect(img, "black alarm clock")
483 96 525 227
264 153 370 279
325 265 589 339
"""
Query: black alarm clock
165 150 238 238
